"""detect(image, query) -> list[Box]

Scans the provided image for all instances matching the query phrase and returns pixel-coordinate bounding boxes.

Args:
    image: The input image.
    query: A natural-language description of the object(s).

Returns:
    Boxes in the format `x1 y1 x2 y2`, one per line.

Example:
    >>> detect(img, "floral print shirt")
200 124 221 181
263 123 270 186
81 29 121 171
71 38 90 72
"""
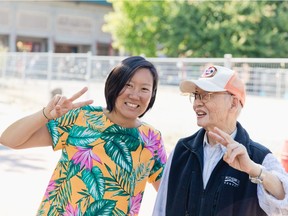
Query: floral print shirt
37 105 167 216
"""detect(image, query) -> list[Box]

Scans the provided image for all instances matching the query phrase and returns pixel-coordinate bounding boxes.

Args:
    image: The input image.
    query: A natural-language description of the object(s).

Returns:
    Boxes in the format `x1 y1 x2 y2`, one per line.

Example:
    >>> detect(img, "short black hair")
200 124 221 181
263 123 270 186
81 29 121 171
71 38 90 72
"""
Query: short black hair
104 56 158 118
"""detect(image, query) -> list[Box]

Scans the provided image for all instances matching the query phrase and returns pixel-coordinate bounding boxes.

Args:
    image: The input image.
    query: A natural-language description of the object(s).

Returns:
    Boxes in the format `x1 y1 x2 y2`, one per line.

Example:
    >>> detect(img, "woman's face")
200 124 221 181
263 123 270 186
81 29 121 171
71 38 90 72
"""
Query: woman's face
113 68 154 124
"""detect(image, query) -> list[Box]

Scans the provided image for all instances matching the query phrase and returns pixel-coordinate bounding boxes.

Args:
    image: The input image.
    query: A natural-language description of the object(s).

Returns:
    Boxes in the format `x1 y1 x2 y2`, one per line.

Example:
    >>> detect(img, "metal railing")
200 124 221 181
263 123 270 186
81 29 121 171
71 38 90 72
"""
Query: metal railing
1 52 288 99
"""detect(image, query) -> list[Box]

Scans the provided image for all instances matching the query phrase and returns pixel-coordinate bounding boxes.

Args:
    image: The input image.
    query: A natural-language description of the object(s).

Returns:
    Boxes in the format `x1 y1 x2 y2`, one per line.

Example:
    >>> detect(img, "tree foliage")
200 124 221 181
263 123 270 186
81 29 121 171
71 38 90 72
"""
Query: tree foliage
103 0 167 56
103 0 288 57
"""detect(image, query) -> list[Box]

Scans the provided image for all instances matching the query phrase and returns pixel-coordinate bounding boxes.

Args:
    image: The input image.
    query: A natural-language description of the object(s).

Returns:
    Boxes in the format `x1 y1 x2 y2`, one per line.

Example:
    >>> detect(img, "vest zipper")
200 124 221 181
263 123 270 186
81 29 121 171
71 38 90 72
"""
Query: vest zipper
184 174 192 216
198 189 206 216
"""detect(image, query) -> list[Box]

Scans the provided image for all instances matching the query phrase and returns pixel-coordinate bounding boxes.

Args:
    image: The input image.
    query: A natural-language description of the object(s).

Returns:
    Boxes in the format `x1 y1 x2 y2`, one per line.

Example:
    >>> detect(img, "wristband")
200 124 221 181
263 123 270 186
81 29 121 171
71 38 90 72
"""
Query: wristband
42 107 51 121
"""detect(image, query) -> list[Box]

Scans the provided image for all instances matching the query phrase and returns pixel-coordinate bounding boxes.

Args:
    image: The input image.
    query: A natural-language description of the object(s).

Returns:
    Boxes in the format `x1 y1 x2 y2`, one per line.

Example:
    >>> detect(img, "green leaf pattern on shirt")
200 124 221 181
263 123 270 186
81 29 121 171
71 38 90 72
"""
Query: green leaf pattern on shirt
38 105 167 215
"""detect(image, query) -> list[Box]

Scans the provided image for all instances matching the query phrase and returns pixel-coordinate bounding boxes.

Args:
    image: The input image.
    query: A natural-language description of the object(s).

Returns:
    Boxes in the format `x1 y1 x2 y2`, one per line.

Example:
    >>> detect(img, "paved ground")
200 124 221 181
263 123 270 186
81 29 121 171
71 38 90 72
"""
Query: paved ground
1 79 288 216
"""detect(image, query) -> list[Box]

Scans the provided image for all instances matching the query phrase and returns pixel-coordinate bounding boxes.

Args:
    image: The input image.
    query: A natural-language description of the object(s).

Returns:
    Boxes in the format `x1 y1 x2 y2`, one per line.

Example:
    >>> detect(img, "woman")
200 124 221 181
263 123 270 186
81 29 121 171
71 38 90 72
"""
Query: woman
1 56 167 215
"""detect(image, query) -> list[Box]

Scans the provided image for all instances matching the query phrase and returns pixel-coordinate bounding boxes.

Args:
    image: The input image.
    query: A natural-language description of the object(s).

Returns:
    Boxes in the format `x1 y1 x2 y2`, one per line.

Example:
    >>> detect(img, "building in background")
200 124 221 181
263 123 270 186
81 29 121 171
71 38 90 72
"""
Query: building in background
0 0 116 55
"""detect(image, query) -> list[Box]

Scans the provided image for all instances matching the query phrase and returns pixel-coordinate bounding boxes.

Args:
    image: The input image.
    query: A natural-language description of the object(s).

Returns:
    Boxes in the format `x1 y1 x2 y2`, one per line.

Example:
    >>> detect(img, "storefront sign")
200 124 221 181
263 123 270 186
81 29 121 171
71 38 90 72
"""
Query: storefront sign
56 15 93 36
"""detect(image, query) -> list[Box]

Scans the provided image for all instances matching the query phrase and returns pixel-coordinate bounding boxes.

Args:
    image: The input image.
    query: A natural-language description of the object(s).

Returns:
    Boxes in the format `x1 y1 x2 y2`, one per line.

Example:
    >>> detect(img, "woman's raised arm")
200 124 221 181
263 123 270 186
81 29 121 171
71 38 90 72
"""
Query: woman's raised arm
0 87 93 149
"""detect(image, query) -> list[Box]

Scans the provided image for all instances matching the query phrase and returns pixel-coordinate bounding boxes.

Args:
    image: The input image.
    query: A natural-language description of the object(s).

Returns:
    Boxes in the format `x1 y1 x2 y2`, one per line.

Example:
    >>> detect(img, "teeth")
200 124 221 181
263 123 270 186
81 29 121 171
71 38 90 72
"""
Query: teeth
126 102 138 108
197 111 205 116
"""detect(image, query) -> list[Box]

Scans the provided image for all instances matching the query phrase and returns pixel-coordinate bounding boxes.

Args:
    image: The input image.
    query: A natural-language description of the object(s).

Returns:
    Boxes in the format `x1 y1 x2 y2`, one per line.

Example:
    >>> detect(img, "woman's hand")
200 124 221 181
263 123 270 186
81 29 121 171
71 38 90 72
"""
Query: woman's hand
44 87 94 120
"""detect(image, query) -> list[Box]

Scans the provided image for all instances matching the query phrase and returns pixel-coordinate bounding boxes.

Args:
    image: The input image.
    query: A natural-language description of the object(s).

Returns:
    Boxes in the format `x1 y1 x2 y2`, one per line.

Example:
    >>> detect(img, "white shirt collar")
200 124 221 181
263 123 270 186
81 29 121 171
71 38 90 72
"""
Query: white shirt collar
203 128 238 152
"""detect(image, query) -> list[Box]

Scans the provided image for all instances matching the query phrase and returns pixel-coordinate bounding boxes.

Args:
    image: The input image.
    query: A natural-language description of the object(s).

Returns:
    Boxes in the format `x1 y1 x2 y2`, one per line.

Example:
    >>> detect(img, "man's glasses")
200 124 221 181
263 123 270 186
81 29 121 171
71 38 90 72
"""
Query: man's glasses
189 92 231 103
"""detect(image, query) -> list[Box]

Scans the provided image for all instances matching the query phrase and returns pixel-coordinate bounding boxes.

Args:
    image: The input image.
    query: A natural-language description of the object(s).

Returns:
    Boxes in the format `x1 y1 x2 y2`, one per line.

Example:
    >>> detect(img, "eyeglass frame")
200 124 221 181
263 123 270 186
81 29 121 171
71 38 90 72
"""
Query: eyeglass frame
189 91 233 103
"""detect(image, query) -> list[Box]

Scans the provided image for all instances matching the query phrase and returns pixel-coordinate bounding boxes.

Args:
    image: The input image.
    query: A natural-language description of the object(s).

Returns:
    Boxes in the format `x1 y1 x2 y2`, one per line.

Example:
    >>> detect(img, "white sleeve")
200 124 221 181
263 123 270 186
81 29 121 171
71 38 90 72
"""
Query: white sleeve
152 149 175 216
258 153 288 215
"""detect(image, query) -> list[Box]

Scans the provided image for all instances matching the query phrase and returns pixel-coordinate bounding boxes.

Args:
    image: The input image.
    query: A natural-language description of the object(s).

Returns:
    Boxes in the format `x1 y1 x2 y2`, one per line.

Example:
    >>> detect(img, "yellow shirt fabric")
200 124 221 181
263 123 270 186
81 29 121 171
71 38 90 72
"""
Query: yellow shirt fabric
37 105 167 216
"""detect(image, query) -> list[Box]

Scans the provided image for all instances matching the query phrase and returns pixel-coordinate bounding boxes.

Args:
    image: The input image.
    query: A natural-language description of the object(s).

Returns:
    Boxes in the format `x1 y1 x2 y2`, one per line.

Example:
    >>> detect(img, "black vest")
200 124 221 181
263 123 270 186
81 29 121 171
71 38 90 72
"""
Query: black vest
166 122 271 216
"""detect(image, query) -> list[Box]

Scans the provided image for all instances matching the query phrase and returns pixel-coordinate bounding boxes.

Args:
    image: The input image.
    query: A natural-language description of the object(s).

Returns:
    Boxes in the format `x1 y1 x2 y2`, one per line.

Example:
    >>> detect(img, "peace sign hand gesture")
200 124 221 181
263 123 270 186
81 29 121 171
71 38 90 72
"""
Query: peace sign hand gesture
43 87 94 120
208 127 255 174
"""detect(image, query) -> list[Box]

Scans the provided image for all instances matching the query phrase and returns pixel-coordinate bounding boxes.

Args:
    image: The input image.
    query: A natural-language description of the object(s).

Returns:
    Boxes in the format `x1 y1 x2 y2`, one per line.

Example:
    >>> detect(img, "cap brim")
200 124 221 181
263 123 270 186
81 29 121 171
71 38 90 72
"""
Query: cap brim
180 79 226 93
179 80 197 94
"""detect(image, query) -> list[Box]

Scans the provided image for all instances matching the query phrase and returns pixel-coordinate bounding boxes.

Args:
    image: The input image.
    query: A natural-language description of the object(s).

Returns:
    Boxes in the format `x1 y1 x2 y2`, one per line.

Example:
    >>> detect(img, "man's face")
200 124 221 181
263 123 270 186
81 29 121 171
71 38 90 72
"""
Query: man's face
192 89 233 131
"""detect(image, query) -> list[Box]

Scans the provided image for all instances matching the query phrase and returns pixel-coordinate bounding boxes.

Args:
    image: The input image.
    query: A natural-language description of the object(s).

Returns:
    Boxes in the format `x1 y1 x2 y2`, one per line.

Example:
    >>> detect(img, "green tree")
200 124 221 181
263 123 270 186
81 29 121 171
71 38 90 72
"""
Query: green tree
103 0 288 57
103 0 168 56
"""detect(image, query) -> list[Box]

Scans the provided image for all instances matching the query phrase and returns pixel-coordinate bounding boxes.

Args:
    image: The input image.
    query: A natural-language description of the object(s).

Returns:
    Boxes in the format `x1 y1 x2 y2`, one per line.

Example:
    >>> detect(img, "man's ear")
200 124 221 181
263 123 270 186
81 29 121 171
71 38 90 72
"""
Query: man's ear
231 95 240 110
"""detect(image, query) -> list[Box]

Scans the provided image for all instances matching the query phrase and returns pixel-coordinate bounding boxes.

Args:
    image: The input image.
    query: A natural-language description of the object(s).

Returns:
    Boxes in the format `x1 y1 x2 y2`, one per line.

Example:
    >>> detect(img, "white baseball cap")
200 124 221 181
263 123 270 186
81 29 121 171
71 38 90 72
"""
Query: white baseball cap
180 65 246 106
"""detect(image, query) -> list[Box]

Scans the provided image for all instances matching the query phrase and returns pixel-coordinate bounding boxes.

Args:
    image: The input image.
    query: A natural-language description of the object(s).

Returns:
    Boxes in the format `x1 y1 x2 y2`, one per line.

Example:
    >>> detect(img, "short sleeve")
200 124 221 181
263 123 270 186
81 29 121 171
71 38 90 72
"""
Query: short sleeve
47 108 81 151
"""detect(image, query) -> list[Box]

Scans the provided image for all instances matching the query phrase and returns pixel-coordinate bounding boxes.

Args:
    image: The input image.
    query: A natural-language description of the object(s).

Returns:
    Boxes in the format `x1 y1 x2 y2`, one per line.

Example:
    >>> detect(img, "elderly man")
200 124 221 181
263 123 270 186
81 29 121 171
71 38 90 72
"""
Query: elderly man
153 65 288 216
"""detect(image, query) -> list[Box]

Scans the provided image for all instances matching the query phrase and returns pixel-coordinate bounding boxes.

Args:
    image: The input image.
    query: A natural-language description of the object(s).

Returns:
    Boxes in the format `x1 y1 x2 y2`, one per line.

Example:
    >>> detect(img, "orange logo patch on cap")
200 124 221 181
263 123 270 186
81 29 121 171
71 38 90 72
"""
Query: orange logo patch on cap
201 66 217 78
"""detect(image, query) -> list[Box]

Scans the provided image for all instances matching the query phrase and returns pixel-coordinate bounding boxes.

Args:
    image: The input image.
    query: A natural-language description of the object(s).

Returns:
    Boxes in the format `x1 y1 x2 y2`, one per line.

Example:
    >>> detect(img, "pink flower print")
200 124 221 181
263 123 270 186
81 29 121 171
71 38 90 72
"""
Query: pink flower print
44 179 56 199
129 192 142 216
72 147 102 170
141 129 160 154
63 203 78 216
157 139 167 164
